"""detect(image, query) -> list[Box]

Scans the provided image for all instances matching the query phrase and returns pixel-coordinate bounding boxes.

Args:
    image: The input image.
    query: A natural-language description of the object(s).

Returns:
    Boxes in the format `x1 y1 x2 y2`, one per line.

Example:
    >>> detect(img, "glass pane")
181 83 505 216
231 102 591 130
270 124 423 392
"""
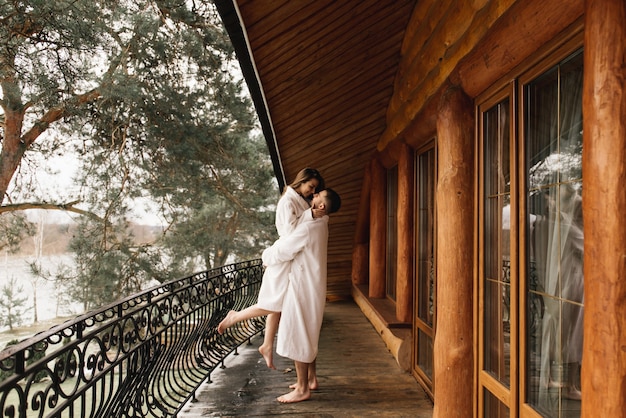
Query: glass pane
417 150 435 326
414 147 436 391
417 328 434 381
559 53 584 183
484 274 511 384
484 100 511 195
484 389 510 418
483 99 511 387
525 50 583 418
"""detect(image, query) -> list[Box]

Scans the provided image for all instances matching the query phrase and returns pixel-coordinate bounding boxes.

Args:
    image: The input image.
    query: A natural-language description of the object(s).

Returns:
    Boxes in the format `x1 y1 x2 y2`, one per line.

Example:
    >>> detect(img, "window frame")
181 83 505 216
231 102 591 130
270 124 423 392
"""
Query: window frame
412 140 437 398
475 27 584 418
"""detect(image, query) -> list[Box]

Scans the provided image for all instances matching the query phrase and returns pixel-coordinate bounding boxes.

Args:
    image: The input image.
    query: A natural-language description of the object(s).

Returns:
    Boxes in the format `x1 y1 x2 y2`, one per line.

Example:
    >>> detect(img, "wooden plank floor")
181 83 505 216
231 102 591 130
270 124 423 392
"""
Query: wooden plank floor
180 300 433 417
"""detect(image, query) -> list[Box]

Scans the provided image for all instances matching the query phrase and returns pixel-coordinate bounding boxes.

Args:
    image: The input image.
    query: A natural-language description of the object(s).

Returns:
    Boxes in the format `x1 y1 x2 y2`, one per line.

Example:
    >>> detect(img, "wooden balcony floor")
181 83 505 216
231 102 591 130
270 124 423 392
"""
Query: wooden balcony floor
180 300 433 417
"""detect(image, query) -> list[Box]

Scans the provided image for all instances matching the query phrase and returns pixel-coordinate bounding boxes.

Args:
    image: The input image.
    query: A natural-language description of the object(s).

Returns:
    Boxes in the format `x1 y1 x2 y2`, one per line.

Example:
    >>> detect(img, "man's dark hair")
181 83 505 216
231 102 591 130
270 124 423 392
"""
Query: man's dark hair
324 188 341 214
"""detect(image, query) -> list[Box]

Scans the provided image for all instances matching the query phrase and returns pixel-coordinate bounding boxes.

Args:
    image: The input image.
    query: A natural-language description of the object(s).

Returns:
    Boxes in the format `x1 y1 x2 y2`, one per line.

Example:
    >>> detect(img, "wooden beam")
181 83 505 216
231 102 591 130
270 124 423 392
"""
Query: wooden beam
369 158 387 299
581 0 626 416
456 0 583 97
396 143 414 323
434 86 475 417
352 164 371 286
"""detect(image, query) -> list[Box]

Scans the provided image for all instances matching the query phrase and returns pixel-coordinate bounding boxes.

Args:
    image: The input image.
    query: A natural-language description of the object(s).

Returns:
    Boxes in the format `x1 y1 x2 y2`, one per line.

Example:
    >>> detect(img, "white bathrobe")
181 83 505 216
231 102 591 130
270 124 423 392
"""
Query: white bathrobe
262 215 328 363
256 186 312 311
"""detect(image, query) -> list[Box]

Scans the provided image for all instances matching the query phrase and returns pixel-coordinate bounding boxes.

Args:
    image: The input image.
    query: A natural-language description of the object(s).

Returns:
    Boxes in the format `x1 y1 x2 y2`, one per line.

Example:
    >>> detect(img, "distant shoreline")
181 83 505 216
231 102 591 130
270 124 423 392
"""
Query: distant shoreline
9 222 163 257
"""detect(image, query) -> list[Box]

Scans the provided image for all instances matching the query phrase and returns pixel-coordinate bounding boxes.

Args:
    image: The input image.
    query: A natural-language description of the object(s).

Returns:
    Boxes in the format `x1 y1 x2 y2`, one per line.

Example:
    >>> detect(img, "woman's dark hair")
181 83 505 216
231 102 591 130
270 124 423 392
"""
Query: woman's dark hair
287 167 325 193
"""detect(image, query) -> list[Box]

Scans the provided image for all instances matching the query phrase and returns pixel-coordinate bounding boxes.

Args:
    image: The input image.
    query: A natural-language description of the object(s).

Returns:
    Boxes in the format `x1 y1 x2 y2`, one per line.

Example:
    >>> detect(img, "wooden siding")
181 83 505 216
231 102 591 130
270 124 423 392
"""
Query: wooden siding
232 0 418 298
218 0 626 416
223 0 582 299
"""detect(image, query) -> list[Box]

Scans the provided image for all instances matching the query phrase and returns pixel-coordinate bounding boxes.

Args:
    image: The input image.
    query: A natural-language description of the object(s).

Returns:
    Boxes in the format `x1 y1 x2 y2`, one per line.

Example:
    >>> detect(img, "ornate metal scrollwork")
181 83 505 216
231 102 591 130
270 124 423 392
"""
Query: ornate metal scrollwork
0 259 264 417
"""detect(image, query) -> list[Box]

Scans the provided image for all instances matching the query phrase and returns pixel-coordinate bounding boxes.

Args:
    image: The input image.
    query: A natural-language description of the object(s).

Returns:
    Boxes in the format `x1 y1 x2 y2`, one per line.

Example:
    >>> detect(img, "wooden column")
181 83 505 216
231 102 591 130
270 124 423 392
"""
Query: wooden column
396 143 414 322
582 1 626 416
352 164 371 286
369 157 386 298
433 86 474 418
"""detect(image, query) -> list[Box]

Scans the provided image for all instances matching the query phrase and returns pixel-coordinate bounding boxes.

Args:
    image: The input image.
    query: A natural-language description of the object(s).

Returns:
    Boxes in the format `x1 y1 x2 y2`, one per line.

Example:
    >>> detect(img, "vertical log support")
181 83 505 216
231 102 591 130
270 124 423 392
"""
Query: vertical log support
369 157 387 298
582 1 626 416
396 143 414 322
434 86 474 417
352 164 371 286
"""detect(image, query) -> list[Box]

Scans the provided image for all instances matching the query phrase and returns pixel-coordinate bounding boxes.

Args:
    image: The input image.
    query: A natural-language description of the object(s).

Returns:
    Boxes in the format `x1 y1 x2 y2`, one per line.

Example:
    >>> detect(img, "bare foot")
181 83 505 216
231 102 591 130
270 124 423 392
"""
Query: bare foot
217 310 236 334
259 344 276 369
277 387 310 403
289 377 318 390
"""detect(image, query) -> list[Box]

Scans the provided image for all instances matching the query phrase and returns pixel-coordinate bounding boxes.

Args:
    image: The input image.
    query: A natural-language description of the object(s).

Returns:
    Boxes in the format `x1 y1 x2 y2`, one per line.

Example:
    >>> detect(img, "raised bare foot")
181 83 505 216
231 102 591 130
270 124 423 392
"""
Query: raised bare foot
217 310 236 334
258 344 276 369
277 388 310 403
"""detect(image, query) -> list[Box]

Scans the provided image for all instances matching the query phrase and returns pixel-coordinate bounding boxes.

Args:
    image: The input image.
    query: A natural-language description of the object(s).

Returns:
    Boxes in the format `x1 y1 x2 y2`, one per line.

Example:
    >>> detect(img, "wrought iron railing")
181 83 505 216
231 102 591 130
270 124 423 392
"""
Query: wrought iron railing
0 259 265 417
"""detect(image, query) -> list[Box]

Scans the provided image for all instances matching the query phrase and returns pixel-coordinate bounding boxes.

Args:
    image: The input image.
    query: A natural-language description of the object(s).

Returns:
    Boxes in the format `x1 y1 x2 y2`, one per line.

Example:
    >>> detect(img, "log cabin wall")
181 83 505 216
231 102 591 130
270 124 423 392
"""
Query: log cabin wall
217 0 625 416
220 0 419 302
352 0 625 417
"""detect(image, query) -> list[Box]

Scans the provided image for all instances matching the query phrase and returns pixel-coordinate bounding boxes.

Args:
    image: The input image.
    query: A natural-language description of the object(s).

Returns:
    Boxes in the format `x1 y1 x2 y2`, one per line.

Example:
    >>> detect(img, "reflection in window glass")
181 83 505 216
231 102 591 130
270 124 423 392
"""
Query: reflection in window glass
417 328 434 380
483 99 511 387
526 50 583 418
415 148 436 386
484 389 510 418
417 150 435 327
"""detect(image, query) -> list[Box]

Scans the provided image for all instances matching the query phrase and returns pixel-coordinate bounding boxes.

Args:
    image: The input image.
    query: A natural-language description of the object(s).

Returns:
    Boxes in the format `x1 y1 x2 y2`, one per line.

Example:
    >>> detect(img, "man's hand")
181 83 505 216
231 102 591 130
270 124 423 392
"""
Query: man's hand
312 208 326 218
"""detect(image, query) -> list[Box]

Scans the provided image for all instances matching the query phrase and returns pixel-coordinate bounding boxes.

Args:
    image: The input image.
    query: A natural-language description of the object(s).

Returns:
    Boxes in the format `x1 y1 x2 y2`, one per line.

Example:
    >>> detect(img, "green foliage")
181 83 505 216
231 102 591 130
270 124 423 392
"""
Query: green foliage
0 278 30 330
0 212 35 253
0 0 277 308
157 130 278 272
58 217 164 310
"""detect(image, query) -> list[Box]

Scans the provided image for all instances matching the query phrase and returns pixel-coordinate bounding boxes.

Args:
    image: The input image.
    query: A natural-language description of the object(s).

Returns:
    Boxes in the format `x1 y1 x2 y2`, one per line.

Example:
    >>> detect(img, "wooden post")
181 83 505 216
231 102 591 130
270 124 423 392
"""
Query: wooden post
396 143 414 322
369 157 387 298
352 164 371 286
582 1 626 416
434 86 474 417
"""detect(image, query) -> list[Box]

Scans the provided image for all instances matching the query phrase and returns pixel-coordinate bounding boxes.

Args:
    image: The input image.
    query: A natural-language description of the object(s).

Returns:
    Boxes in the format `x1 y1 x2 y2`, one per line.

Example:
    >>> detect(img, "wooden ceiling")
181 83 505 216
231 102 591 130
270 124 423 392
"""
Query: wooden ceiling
216 0 418 296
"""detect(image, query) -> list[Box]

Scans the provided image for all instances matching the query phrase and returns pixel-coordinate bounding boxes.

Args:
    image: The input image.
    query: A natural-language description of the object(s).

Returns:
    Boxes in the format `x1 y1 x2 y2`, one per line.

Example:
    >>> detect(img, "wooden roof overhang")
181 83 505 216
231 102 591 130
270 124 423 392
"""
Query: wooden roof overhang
215 0 418 296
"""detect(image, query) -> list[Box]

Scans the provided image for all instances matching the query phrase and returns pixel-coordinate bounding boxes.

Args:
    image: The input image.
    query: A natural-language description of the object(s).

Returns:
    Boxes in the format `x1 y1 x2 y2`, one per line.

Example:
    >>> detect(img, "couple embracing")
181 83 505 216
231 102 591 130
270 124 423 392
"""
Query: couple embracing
218 168 341 403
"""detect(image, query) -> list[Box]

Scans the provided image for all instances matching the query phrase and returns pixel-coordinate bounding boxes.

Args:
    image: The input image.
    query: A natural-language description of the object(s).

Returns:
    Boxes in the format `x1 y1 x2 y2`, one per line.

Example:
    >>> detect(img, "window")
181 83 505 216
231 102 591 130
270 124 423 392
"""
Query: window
413 145 436 396
524 50 583 417
483 97 513 387
479 94 515 418
478 43 583 418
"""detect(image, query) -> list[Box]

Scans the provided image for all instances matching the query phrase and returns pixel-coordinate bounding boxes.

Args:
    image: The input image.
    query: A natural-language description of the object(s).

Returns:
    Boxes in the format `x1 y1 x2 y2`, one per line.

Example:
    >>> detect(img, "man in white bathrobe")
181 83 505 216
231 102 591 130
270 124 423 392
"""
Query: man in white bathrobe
261 188 341 403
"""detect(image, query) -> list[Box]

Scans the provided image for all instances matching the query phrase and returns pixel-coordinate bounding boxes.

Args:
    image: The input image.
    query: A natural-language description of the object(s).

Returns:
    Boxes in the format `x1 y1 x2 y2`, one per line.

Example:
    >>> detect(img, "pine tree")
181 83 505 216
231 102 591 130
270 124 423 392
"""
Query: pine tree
1 1 277 307
0 277 29 330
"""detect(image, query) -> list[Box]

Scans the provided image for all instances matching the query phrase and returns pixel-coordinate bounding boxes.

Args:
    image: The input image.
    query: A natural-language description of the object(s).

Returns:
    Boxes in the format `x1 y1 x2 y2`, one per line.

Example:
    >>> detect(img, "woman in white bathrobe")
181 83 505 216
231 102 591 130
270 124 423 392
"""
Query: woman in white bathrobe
262 189 341 403
218 168 325 370
256 168 325 368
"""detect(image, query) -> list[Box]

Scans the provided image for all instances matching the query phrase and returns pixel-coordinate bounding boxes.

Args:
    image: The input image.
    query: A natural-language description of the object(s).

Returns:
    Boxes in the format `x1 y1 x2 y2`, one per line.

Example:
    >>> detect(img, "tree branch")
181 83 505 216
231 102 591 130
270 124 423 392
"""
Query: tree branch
0 201 103 222
20 89 101 148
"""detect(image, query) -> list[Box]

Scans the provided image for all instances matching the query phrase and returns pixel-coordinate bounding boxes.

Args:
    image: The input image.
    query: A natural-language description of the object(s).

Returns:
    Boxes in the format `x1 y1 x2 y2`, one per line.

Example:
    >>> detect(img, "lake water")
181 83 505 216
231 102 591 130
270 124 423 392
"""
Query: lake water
1 253 84 336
